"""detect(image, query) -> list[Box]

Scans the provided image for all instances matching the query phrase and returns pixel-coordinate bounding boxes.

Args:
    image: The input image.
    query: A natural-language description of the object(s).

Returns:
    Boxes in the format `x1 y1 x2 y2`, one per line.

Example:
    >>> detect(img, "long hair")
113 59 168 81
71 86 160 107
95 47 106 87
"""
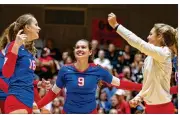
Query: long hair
74 39 105 88
154 23 176 47
0 26 10 50
153 23 177 55
6 14 37 55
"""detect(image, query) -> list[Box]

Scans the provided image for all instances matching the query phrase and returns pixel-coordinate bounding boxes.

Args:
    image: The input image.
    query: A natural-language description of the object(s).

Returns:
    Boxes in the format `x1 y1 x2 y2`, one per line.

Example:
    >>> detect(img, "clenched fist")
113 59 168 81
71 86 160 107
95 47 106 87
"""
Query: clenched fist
108 12 119 29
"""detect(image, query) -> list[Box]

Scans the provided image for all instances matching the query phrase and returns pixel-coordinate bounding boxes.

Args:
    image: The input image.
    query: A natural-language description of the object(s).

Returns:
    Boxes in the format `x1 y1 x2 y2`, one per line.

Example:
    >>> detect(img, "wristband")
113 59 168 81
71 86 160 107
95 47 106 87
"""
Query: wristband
114 24 119 31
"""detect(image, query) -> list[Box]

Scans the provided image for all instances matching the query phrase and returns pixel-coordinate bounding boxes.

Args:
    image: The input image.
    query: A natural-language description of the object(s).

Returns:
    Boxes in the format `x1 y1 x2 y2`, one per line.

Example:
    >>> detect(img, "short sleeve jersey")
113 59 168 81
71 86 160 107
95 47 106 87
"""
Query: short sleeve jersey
56 63 113 113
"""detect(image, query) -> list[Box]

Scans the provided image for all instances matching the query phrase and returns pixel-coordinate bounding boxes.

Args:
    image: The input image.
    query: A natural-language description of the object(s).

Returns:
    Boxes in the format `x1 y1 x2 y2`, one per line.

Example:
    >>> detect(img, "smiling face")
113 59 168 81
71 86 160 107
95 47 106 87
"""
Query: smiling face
74 40 92 61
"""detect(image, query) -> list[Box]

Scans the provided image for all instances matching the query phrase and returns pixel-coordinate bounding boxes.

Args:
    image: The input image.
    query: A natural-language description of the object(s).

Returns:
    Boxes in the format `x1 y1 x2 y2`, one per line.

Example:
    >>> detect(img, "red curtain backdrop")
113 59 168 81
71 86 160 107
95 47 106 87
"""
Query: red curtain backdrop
92 19 124 48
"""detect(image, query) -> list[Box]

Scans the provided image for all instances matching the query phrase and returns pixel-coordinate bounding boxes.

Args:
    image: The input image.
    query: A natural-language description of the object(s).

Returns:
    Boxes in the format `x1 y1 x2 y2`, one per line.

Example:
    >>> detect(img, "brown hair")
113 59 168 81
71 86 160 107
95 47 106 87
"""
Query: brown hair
74 39 105 88
74 39 94 63
3 14 37 55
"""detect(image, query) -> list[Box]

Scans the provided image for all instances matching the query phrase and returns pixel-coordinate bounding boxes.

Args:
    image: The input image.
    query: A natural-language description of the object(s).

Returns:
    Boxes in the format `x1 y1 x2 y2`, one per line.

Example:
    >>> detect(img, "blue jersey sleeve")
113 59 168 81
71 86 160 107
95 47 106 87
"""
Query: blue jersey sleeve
98 66 113 84
56 66 66 88
0 52 4 71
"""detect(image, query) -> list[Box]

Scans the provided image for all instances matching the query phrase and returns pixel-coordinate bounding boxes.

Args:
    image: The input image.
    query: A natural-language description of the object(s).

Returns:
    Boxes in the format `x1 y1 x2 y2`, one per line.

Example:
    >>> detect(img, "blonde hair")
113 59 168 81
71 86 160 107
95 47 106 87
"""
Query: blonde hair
0 27 9 50
3 14 37 55
154 23 176 47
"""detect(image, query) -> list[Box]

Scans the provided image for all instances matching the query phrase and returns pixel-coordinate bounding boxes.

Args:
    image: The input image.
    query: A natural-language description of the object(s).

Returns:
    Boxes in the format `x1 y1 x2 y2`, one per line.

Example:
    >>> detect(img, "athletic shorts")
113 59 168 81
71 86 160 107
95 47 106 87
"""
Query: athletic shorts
4 95 32 114
0 100 5 113
145 101 174 114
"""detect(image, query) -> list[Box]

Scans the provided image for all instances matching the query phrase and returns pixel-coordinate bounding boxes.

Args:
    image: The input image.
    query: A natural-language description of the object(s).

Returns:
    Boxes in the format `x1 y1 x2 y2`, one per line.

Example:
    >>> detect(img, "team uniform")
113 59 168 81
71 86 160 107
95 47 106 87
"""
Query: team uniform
2 42 36 113
169 56 178 94
116 24 174 113
37 63 145 113
173 56 178 82
0 50 9 113
0 49 41 113
57 64 112 113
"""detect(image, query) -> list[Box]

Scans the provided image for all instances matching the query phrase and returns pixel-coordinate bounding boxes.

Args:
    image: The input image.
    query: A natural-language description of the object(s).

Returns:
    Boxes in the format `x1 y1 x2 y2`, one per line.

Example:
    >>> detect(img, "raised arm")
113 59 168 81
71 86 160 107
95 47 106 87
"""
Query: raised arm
108 13 171 62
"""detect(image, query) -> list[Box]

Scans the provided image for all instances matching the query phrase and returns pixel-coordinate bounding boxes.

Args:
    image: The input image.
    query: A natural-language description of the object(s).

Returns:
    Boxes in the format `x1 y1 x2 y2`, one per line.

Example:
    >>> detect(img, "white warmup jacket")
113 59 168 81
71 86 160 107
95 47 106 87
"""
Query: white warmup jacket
116 24 172 105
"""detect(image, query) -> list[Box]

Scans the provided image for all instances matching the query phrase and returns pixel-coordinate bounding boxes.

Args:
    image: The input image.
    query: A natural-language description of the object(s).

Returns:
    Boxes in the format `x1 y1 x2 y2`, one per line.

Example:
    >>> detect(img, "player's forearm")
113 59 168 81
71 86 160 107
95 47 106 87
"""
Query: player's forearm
116 24 143 50
119 80 142 91
37 89 57 109
37 84 61 109
111 76 142 91
2 42 18 78
116 24 168 61
2 52 17 78
34 86 41 103
11 43 20 55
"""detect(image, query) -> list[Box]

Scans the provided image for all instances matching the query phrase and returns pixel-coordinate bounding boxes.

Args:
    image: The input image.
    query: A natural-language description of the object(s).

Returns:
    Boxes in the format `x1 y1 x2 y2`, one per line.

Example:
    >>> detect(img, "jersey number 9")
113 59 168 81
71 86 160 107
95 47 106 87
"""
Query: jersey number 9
78 77 84 86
